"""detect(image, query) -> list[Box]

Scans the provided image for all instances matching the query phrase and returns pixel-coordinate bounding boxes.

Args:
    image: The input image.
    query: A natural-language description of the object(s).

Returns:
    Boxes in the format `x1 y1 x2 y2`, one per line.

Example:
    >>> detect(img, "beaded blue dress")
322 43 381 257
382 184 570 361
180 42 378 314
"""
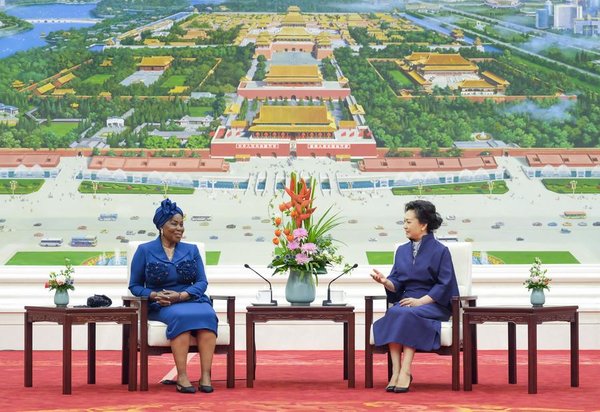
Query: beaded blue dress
373 233 459 351
129 238 218 339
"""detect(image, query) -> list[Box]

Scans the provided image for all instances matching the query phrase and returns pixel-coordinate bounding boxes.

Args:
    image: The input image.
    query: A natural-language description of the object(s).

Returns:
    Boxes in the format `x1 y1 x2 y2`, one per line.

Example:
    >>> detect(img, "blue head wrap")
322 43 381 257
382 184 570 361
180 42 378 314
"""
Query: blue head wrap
153 198 183 230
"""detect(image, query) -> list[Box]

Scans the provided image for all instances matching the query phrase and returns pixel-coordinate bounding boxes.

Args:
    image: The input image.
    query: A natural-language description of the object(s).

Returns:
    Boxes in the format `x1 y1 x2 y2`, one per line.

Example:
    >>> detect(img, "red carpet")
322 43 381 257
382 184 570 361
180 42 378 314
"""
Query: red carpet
1 350 598 411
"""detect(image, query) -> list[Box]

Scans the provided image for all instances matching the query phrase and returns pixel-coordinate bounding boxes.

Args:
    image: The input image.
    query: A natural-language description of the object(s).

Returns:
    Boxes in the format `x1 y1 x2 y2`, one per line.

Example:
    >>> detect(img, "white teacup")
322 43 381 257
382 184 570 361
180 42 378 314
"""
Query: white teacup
256 289 271 303
330 290 346 304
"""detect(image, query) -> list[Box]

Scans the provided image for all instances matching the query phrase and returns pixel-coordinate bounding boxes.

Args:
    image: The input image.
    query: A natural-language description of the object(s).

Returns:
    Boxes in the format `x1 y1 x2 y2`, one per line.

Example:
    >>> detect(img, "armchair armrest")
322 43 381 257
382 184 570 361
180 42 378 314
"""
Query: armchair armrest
122 295 148 303
209 295 236 340
365 295 389 347
365 295 388 301
456 295 477 305
451 295 478 351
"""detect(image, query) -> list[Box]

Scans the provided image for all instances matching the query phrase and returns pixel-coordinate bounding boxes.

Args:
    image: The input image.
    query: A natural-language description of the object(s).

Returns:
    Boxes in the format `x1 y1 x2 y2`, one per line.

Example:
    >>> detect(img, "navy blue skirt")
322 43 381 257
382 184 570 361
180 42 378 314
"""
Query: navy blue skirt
373 302 451 351
149 301 218 340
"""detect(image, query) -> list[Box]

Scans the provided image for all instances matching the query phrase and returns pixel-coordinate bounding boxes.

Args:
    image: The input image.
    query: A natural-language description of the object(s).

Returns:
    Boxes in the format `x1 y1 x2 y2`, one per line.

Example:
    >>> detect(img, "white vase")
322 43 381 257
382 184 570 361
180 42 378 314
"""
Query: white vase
285 269 315 306
530 289 545 307
54 289 70 307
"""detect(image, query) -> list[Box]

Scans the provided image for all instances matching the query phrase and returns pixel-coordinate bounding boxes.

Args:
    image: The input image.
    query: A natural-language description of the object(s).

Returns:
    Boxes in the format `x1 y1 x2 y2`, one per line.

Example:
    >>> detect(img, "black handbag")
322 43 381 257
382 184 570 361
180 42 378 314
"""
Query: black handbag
86 294 112 307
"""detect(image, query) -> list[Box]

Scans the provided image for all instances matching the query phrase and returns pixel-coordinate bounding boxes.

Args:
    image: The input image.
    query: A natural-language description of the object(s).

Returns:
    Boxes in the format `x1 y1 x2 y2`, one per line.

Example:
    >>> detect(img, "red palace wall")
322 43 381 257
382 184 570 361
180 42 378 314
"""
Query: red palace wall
296 142 377 157
210 140 377 158
237 87 350 100
272 42 314 53
316 48 333 59
210 141 291 158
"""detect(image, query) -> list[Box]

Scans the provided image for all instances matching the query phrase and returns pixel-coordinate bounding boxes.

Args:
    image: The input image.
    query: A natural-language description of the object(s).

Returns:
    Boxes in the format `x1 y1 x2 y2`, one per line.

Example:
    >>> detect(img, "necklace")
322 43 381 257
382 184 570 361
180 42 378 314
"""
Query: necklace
162 243 175 259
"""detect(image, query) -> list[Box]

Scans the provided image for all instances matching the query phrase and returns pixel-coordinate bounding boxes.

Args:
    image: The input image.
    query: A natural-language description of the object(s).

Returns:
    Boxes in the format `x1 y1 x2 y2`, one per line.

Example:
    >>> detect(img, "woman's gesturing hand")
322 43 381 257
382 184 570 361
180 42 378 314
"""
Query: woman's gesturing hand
370 269 387 284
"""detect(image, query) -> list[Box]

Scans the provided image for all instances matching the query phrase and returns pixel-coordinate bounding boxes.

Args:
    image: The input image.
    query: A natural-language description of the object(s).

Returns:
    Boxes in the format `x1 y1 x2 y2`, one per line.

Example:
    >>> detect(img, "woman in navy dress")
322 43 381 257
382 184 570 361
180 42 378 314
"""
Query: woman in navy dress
370 200 459 393
129 199 218 394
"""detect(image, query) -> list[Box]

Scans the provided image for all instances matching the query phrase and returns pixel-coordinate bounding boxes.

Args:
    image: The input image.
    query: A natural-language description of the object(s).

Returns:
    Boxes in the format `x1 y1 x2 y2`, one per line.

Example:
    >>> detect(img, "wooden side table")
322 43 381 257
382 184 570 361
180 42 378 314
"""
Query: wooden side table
463 305 579 394
24 306 138 395
246 305 355 388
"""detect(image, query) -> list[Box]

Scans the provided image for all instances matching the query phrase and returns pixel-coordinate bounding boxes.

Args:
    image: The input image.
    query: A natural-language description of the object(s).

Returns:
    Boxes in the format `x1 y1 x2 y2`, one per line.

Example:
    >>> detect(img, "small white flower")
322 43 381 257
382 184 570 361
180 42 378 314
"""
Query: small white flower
56 275 66 285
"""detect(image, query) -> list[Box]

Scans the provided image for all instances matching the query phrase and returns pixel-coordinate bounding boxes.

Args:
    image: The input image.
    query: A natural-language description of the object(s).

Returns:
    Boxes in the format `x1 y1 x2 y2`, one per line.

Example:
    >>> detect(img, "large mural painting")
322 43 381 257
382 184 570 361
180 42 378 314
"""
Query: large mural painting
1 0 599 268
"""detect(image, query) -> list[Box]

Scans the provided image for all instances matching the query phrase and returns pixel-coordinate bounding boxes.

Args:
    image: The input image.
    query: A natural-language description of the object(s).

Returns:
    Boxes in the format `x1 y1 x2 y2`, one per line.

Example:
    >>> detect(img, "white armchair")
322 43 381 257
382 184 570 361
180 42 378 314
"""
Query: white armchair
364 241 477 390
121 241 235 391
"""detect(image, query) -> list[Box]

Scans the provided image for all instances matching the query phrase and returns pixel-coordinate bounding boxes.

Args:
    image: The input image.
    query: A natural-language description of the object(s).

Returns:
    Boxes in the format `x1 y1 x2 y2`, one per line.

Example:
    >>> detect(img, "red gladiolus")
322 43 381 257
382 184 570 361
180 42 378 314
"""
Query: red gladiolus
272 237 280 245
279 203 287 212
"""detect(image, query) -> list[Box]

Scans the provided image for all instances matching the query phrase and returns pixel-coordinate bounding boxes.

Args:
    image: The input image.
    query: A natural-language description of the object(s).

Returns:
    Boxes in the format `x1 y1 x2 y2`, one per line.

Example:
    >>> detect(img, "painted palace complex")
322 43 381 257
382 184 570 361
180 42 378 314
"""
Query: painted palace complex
211 6 377 159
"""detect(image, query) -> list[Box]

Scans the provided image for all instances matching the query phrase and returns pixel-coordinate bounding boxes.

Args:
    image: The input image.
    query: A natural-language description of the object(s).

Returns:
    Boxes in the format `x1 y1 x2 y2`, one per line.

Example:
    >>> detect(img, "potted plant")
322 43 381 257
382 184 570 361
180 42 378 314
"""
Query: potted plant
523 257 551 307
270 172 344 305
45 259 75 307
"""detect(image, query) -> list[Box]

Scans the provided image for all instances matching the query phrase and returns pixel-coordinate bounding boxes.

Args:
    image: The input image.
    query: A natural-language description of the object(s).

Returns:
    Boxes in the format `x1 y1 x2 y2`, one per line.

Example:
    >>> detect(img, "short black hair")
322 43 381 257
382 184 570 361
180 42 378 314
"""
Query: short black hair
404 200 443 232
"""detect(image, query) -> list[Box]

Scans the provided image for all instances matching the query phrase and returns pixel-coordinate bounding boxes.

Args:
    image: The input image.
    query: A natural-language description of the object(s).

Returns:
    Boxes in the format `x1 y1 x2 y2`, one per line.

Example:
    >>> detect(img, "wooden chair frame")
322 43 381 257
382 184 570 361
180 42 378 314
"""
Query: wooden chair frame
121 294 235 391
364 294 477 390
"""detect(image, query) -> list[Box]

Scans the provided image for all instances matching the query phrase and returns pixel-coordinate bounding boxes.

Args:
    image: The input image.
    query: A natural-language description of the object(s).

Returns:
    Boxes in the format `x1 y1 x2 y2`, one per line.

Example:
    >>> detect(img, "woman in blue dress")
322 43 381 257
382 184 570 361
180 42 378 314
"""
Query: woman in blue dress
129 199 218 394
370 200 459 393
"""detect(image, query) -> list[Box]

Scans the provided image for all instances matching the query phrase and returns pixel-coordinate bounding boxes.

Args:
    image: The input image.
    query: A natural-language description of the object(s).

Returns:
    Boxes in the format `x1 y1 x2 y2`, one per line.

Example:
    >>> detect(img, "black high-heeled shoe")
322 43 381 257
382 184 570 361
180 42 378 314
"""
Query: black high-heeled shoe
199 384 214 393
394 374 413 393
385 385 396 392
176 383 197 394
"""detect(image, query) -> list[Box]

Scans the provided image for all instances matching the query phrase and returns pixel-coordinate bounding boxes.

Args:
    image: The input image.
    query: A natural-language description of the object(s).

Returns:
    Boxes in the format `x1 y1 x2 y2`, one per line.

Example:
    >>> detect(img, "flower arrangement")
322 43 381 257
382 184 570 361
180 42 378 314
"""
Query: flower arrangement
45 259 75 292
270 172 344 280
523 257 551 291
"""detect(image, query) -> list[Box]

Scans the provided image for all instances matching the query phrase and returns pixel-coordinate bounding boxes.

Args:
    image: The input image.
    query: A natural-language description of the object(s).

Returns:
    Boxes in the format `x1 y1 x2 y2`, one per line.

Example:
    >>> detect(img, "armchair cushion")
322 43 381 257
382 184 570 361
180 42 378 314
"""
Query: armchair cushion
147 320 230 347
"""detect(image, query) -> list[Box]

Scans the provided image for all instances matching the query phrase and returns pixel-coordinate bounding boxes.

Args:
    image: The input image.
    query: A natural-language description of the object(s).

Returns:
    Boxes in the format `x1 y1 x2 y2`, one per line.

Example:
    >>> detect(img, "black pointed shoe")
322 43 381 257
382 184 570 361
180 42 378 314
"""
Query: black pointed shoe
394 374 413 393
176 384 197 394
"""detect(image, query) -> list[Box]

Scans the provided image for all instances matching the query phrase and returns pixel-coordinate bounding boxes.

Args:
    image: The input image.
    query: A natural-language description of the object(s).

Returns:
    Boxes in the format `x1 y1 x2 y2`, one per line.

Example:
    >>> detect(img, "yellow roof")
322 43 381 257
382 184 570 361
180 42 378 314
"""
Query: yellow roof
316 32 331 45
349 104 365 115
338 120 357 128
406 70 428 85
282 12 305 25
425 54 474 66
251 106 336 132
421 65 476 71
12 80 25 87
138 56 174 67
143 38 164 46
169 41 195 47
231 120 248 128
406 52 431 62
275 27 313 40
287 5 301 12
52 88 76 95
100 59 113 67
458 80 494 89
168 86 189 94
265 65 322 83
249 125 336 133
481 71 510 86
407 52 476 69
36 83 55 94
56 73 76 84
99 91 112 97
224 103 241 115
